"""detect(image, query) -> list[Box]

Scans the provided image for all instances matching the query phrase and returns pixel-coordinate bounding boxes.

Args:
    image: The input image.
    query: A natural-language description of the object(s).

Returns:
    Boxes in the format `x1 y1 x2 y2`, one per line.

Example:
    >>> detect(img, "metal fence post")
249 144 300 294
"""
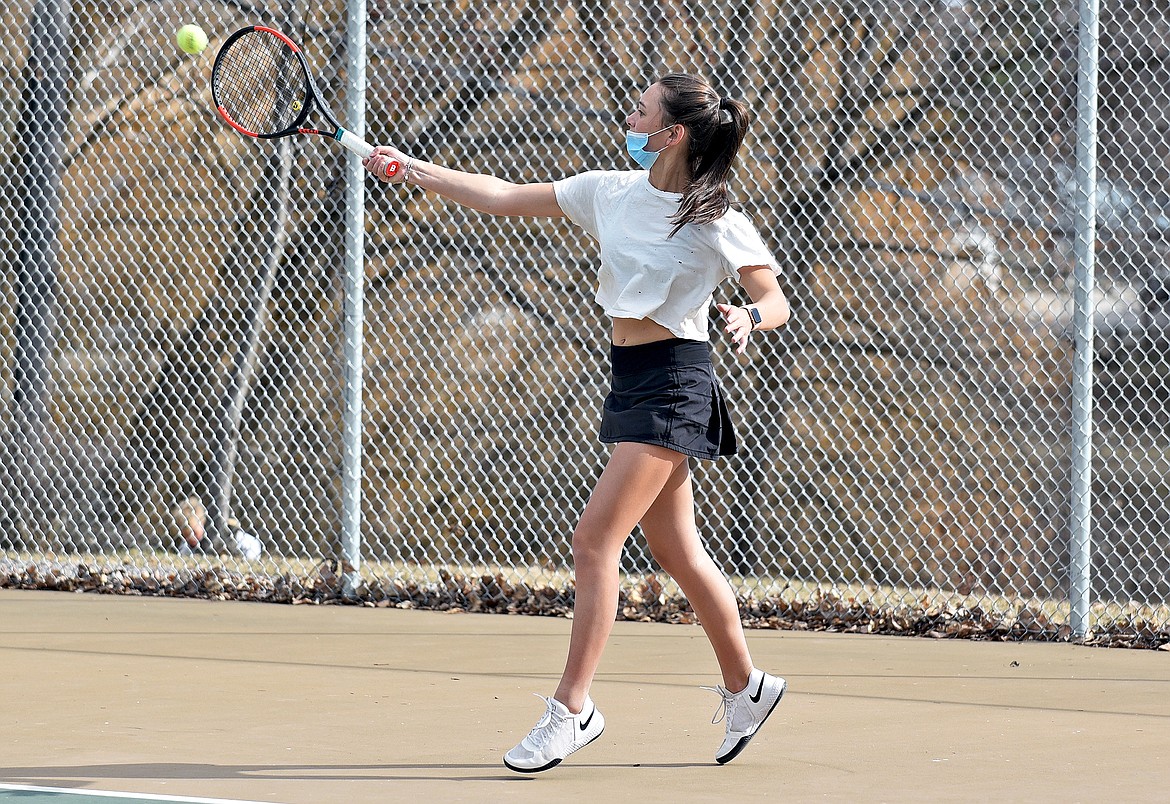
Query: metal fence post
341 0 368 597
1070 0 1100 638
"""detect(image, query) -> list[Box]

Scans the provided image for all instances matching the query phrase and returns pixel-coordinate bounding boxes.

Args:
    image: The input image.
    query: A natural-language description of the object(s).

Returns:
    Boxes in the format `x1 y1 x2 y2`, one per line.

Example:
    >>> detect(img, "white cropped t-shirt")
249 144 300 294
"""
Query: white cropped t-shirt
552 170 780 341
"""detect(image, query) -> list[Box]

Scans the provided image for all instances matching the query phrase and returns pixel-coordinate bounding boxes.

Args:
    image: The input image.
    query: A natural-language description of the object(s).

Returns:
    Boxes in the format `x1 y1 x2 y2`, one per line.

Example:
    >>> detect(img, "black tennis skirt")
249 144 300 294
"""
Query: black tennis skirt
599 338 737 460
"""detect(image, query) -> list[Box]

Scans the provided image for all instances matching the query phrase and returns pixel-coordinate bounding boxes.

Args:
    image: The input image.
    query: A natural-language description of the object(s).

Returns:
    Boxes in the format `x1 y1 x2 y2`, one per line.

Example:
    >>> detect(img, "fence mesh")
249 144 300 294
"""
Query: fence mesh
2 0 1168 645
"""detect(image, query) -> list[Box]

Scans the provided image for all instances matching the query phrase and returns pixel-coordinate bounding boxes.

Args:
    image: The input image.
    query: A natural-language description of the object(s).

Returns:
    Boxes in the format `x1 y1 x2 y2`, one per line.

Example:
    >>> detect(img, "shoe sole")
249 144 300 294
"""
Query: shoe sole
715 679 787 765
503 727 605 774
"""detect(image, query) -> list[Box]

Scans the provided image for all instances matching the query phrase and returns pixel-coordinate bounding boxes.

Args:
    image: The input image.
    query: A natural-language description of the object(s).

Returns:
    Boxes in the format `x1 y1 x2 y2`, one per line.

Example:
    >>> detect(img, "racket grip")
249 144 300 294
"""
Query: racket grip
335 127 375 159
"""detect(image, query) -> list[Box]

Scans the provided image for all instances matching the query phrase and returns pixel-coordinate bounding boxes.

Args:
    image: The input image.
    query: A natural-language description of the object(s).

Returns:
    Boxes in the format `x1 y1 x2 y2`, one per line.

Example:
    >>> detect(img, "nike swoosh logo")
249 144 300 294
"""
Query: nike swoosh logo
579 706 595 730
749 675 766 704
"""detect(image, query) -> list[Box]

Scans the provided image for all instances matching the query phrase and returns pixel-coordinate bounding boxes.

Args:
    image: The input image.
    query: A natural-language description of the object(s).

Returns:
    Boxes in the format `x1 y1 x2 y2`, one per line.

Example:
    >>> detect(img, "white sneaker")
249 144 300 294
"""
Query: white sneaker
503 694 605 773
704 668 786 764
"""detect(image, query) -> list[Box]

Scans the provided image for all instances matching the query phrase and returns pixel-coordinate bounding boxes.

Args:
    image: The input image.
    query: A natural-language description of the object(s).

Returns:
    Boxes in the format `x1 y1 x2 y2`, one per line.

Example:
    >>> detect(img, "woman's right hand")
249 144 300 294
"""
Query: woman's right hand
362 145 411 184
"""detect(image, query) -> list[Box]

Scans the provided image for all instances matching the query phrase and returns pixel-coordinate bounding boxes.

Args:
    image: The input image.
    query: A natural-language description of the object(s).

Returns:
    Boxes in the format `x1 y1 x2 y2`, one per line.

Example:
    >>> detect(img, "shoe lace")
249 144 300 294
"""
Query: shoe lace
525 694 567 749
700 685 737 726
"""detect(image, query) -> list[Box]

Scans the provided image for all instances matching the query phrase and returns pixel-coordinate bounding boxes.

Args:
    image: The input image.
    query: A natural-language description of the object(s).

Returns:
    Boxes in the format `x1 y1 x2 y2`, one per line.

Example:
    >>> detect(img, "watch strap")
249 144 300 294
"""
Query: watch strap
746 306 762 330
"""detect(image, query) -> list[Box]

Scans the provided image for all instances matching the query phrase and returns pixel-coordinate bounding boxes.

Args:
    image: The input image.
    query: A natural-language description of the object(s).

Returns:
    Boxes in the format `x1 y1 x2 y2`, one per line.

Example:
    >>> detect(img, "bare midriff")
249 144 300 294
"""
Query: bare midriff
611 316 676 346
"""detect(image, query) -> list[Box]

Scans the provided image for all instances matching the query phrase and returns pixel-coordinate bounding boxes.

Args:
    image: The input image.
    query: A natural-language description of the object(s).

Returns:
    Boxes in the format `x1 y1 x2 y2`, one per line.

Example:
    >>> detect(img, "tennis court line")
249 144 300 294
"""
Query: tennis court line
0 783 278 804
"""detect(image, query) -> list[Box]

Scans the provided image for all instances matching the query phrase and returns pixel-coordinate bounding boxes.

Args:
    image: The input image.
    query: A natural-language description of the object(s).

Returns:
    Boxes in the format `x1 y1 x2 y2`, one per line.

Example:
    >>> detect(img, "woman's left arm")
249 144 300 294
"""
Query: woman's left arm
715 265 791 354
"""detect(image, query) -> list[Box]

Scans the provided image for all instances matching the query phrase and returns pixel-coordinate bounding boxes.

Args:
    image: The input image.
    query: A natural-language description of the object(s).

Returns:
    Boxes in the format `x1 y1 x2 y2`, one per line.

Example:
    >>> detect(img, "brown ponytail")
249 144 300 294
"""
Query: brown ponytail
656 73 751 236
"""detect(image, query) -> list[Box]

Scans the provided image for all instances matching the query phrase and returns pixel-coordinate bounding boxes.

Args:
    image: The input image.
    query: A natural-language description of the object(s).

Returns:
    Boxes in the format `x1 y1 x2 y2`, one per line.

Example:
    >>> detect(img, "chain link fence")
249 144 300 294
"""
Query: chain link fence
2 0 1168 646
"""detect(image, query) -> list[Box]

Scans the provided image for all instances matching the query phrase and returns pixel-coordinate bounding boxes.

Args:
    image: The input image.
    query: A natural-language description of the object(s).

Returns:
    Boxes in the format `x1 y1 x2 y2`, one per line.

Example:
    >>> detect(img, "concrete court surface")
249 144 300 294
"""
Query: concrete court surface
0 588 1167 804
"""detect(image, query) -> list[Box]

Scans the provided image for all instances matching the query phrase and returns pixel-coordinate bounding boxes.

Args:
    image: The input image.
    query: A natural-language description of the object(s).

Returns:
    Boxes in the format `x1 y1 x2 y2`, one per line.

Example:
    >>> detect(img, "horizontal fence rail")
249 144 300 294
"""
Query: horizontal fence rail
2 0 1168 648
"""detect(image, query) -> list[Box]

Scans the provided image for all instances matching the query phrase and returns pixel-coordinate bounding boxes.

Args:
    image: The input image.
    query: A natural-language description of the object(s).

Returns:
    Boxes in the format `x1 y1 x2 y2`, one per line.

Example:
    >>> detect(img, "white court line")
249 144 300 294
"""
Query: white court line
0 783 279 804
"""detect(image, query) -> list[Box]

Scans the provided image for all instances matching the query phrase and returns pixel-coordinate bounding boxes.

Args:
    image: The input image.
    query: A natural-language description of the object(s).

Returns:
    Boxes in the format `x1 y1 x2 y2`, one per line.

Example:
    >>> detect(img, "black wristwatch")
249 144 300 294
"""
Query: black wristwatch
745 305 762 330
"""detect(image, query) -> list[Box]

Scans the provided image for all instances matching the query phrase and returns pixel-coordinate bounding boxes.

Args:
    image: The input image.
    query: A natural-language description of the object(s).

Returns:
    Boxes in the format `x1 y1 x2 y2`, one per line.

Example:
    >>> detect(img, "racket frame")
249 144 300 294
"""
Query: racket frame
212 25 399 175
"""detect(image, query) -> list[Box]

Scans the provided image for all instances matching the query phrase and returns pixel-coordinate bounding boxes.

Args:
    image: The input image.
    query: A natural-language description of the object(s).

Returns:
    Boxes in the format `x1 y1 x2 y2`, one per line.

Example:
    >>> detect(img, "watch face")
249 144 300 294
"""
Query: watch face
749 307 762 324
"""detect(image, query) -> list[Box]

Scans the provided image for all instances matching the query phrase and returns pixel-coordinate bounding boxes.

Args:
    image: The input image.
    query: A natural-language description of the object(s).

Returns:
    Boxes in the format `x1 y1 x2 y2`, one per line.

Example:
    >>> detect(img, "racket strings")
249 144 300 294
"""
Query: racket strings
213 32 308 136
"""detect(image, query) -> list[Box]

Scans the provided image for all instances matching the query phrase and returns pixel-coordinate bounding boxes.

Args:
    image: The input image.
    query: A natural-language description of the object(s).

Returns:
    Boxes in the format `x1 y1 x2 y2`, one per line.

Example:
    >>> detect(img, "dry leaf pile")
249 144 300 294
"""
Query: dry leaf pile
3 560 1166 650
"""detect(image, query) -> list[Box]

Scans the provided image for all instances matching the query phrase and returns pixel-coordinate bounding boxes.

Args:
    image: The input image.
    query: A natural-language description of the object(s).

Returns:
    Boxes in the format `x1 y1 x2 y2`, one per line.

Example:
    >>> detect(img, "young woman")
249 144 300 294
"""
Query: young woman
363 73 790 772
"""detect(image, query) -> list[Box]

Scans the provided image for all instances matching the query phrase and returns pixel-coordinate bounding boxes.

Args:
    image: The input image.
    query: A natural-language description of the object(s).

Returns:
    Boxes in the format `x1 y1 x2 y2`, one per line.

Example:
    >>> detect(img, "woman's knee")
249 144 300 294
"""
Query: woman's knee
648 543 705 580
571 527 623 570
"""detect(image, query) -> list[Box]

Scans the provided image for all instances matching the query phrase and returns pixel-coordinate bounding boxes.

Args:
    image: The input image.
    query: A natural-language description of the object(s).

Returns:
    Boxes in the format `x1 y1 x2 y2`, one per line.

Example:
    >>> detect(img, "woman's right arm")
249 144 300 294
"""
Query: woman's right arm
363 145 564 219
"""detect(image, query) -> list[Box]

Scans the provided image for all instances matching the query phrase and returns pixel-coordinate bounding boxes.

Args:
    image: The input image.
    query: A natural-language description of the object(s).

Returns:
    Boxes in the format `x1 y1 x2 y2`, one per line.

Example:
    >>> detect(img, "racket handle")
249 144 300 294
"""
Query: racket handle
335 128 400 178
335 127 375 159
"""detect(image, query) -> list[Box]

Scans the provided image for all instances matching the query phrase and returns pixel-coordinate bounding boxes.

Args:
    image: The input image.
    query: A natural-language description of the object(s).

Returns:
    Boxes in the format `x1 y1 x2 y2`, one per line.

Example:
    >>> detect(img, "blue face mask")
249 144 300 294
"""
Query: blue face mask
625 125 673 170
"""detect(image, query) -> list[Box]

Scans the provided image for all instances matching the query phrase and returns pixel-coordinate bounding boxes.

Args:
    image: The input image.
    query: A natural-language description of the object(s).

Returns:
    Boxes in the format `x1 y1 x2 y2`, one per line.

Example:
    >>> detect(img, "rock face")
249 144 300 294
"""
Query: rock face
3 1 1169 614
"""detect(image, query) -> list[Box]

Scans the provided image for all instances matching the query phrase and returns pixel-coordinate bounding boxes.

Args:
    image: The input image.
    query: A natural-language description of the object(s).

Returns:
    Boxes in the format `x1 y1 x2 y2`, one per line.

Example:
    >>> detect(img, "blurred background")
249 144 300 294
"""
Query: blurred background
2 0 1168 639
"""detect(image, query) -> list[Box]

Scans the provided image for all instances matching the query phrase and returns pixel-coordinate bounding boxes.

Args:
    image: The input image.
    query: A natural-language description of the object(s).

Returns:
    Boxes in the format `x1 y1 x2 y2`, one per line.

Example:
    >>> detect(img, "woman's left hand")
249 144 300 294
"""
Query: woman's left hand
716 303 753 355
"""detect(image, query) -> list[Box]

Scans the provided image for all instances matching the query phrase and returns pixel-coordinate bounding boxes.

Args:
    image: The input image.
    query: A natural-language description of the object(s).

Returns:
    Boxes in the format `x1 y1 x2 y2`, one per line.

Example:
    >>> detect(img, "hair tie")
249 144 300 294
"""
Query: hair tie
718 97 733 125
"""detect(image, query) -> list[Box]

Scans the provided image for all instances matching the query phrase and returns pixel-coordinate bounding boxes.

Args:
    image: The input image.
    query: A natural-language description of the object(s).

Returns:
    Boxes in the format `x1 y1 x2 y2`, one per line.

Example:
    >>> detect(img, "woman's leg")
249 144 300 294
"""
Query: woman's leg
640 459 753 692
552 441 687 712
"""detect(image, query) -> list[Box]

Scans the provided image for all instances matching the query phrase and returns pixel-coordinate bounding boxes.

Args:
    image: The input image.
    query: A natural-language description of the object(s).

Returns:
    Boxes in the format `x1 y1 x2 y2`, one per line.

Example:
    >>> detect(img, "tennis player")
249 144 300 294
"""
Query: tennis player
364 73 789 772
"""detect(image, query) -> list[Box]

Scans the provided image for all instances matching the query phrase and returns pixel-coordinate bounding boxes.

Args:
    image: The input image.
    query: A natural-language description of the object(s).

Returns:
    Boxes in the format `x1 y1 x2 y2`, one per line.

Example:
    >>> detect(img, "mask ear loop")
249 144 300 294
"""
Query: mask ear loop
664 124 687 159
655 122 681 152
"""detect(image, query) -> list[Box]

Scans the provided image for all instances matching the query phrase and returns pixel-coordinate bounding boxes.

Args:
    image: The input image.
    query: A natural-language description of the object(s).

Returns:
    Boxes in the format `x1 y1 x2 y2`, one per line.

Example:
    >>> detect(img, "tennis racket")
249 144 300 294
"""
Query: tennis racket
211 25 400 176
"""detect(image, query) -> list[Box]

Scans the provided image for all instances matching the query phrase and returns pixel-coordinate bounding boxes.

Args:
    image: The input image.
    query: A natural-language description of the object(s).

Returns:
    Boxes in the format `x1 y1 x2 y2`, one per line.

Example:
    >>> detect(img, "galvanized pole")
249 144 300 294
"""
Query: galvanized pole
1070 0 1099 637
12 0 73 537
341 0 368 598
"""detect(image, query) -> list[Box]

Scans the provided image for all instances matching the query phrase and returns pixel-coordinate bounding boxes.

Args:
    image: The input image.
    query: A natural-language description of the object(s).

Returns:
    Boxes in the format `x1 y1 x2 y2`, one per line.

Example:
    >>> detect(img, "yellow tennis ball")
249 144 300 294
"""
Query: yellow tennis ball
176 24 209 55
